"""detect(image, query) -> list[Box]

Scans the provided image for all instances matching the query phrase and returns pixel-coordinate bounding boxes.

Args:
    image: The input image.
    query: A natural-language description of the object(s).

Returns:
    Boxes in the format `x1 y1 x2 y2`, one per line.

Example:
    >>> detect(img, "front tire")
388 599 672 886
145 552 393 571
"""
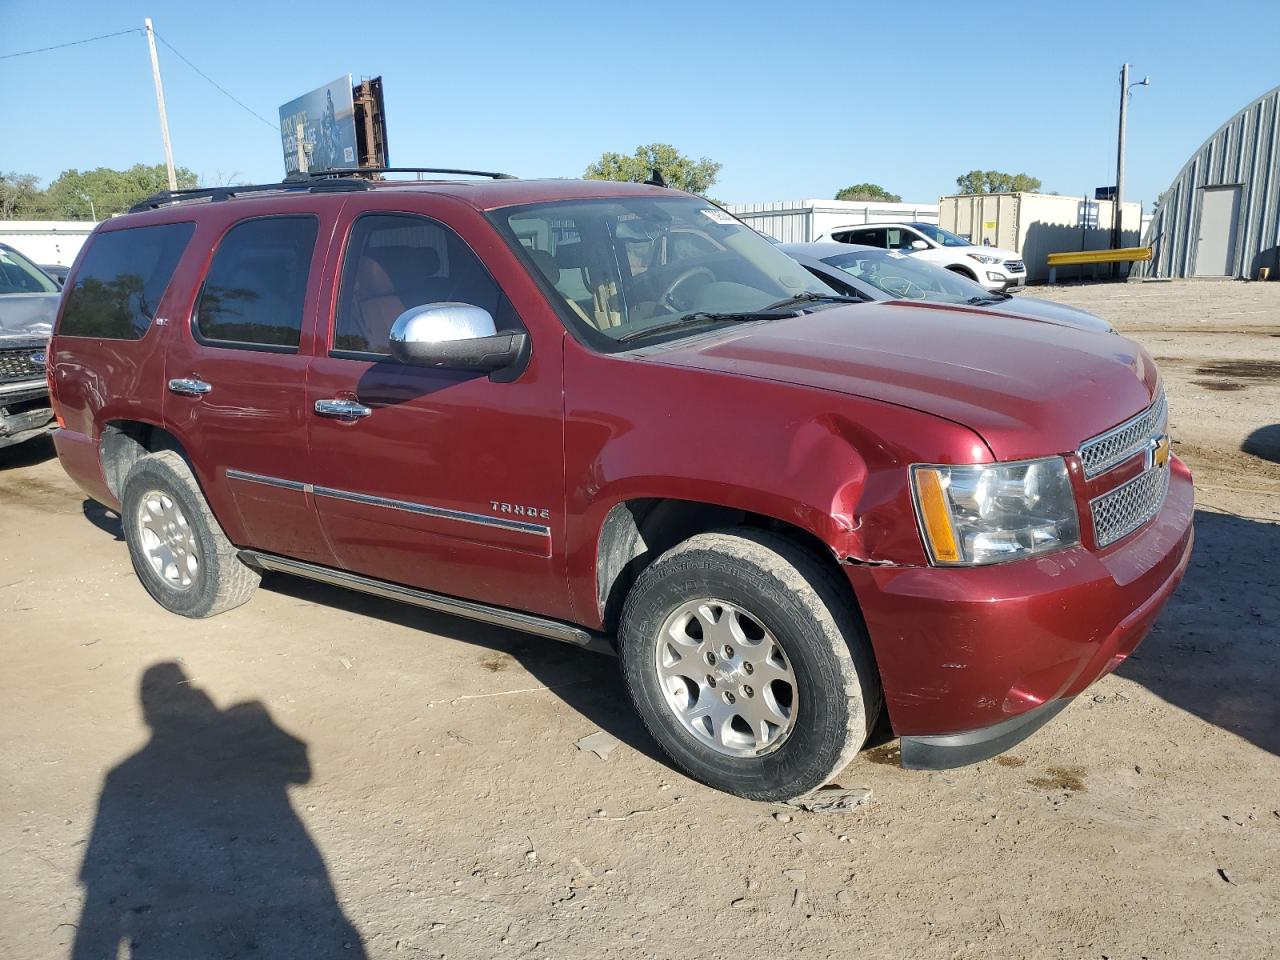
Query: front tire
121 451 260 618
619 529 880 801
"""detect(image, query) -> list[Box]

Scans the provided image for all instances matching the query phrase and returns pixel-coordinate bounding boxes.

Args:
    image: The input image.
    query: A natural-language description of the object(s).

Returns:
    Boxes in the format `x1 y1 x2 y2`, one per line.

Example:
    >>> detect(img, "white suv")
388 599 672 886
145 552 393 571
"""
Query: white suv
815 222 1026 291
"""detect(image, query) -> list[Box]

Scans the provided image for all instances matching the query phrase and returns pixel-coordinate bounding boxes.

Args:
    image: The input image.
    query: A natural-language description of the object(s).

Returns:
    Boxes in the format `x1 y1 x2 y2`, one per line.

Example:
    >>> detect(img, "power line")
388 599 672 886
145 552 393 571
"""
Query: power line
153 31 277 131
0 27 141 61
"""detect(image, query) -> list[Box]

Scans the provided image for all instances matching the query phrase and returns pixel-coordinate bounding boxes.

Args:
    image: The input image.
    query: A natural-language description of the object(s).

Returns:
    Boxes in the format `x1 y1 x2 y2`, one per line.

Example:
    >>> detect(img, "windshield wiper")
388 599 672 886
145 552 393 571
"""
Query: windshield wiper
962 291 1013 305
761 291 863 311
615 310 795 344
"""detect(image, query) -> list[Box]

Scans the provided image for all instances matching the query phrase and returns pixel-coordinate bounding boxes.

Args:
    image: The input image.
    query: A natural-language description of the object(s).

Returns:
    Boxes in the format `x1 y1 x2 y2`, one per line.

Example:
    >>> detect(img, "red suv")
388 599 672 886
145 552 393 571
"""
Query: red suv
48 171 1193 800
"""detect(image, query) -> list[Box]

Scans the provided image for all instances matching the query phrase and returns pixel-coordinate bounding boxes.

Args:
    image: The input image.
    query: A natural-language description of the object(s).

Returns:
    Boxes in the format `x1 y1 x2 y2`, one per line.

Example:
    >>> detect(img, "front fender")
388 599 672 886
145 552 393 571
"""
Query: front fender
562 347 988 627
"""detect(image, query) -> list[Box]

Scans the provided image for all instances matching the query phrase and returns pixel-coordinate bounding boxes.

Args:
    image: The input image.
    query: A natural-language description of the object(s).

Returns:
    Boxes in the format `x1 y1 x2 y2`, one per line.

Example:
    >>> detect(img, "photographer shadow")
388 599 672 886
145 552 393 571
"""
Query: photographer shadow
71 662 366 960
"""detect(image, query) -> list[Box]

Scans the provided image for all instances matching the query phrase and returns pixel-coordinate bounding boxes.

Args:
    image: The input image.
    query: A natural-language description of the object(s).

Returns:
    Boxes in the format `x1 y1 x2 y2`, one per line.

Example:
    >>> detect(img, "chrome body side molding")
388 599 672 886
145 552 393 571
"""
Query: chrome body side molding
223 469 550 537
238 550 615 657
226 469 310 493
312 485 551 537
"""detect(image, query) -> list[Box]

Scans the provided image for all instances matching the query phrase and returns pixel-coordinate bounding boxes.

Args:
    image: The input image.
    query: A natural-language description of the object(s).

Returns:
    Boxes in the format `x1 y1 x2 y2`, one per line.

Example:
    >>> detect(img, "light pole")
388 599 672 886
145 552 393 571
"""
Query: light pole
1113 63 1150 254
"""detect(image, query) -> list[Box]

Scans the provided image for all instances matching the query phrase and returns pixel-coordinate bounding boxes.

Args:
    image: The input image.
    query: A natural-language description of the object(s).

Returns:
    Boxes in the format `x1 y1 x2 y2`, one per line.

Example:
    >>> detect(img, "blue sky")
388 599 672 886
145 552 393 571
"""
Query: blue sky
2 0 1273 209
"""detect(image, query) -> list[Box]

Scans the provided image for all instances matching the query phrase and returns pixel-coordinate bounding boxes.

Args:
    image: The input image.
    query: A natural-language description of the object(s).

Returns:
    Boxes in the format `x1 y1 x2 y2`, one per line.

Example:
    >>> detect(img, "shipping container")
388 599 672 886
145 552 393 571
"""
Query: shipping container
938 193 1142 283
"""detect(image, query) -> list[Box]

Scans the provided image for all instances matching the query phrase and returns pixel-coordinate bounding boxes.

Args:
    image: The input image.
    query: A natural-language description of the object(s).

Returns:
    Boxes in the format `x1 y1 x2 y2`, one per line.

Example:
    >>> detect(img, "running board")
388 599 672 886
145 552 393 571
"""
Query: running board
238 550 616 657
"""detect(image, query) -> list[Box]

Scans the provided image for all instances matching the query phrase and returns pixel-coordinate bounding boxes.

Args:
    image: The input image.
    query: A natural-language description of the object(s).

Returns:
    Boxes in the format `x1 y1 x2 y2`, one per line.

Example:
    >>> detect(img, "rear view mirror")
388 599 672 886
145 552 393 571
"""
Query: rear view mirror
909 239 929 251
389 303 529 378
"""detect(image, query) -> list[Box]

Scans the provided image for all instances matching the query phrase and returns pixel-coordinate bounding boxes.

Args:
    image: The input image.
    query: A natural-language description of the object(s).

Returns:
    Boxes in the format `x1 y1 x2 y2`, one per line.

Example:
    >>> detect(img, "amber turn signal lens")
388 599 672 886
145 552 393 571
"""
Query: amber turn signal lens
913 467 961 563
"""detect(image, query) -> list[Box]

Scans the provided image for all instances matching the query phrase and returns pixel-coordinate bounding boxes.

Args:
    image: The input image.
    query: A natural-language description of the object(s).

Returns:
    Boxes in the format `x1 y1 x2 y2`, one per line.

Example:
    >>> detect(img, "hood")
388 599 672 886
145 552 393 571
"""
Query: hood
886 296 1114 334
0 292 59 337
645 303 1158 462
984 295 1113 333
966 246 1021 261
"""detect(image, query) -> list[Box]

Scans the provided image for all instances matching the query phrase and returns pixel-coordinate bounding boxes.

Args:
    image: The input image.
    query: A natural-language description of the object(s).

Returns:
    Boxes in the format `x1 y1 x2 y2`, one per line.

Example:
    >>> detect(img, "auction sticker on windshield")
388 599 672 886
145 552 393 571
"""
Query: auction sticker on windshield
700 208 737 225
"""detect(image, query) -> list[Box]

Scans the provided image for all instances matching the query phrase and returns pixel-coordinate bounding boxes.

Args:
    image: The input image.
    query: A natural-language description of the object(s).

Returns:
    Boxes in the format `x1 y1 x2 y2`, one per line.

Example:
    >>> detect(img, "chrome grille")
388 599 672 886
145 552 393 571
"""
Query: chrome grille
1090 465 1170 548
0 347 46 384
1003 259 1026 273
1078 390 1167 478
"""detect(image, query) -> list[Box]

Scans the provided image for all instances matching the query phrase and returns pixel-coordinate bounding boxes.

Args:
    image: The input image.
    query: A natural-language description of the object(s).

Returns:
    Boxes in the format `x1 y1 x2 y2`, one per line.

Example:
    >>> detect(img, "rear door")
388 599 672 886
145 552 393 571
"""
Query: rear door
835 227 887 247
304 198 567 618
162 211 337 565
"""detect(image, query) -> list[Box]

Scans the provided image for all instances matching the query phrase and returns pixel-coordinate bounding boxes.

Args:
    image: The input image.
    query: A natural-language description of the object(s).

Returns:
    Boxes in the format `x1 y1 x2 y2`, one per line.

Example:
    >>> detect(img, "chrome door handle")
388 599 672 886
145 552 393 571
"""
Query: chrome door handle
168 378 212 396
314 398 372 420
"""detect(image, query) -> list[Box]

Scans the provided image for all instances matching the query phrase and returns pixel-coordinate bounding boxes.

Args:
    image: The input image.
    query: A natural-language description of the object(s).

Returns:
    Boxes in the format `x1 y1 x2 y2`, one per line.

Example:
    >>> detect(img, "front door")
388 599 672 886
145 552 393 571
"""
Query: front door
1194 185 1241 277
305 205 567 619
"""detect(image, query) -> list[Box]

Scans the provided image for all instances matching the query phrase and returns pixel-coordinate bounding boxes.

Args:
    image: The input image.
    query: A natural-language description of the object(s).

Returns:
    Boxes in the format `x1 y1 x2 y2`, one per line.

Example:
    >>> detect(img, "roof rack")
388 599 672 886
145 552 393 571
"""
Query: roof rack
128 176 370 213
309 166 518 180
129 166 519 213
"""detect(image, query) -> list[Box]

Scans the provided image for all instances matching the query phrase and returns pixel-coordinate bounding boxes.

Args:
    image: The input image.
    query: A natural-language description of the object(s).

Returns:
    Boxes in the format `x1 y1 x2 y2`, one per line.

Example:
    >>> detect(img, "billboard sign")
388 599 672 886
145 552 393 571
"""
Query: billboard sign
279 76 359 175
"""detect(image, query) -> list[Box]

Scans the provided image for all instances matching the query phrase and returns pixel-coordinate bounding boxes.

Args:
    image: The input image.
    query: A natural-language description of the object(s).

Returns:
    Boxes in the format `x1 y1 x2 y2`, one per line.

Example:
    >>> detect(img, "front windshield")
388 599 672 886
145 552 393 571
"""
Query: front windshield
909 223 973 248
822 249 998 304
496 197 835 347
0 245 60 295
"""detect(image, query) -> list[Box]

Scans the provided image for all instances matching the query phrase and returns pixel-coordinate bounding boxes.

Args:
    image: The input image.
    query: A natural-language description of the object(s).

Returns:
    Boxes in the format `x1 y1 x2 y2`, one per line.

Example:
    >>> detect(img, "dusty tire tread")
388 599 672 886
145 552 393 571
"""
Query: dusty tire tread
121 451 259 618
618 528 881 800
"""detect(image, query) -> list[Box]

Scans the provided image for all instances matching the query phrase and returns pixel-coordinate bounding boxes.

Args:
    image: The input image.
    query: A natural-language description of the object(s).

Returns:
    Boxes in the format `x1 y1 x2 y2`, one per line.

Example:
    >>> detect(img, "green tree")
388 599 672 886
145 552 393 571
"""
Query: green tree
0 172 46 220
954 170 1043 195
834 183 901 202
40 164 200 220
584 144 722 196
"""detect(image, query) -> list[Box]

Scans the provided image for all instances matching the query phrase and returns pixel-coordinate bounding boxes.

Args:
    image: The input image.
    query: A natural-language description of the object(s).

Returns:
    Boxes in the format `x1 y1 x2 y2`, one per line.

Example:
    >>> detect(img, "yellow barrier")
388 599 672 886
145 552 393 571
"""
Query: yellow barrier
1046 246 1152 283
1046 246 1152 266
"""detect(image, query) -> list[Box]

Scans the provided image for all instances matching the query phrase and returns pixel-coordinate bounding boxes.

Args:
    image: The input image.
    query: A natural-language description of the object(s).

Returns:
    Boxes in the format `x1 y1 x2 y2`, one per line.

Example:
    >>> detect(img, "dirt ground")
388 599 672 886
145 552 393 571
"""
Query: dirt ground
2 280 1277 960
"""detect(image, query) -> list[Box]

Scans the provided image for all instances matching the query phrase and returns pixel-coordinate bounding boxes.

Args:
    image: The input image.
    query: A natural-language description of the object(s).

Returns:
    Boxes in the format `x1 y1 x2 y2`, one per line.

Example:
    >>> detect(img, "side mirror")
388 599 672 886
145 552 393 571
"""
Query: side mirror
908 239 929 251
389 303 529 377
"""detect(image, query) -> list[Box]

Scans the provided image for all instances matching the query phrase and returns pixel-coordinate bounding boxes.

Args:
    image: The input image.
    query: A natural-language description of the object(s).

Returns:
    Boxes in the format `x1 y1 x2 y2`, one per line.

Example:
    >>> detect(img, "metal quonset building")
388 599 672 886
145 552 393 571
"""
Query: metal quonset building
1140 84 1280 280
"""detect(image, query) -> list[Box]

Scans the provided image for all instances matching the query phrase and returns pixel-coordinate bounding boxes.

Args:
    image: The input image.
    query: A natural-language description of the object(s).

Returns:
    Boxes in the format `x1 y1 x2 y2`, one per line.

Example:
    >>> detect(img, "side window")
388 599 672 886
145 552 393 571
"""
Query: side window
333 213 519 356
194 216 318 350
58 223 194 339
804 266 860 298
886 227 912 250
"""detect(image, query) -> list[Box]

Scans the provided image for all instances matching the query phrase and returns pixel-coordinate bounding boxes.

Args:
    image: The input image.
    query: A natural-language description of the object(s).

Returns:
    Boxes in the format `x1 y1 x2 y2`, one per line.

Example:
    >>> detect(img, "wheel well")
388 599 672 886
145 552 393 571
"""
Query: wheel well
947 265 978 281
100 421 189 499
595 498 853 633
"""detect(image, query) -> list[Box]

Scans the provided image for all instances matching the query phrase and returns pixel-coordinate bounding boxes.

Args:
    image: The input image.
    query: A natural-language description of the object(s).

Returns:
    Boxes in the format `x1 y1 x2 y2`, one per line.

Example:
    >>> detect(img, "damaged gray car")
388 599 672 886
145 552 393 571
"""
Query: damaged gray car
0 242 59 451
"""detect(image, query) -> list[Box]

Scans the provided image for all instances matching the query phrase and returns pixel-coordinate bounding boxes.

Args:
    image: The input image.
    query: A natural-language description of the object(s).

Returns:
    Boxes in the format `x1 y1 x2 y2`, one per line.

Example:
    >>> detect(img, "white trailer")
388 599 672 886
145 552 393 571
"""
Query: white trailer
724 199 939 243
0 221 97 267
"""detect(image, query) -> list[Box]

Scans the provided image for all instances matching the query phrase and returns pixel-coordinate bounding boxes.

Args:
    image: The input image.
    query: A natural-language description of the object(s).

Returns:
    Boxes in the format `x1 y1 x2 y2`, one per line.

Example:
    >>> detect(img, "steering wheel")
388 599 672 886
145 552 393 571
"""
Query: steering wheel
878 275 926 299
660 266 715 312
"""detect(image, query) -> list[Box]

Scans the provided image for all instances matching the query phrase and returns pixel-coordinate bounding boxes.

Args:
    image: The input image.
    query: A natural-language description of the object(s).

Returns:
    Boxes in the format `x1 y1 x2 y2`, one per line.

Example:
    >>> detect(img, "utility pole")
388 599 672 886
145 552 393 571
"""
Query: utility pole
145 18 178 191
1113 64 1151 256
1113 63 1129 253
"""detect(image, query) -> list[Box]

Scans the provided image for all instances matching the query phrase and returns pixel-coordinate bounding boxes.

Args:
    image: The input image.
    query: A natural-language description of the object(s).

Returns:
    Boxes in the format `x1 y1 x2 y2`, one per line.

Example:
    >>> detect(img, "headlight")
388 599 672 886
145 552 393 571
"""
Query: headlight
966 253 1001 265
910 457 1079 565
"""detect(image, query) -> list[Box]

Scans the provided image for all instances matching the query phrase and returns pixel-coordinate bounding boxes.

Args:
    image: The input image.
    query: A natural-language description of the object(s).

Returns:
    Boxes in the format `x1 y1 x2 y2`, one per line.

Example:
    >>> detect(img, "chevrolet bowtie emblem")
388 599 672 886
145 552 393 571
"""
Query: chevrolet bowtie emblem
1148 435 1171 470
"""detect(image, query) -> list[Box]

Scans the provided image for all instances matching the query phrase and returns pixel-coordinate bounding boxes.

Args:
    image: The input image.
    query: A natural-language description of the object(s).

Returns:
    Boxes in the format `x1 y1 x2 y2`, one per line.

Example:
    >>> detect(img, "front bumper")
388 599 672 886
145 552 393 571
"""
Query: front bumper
847 456 1194 762
0 381 54 450
983 270 1025 290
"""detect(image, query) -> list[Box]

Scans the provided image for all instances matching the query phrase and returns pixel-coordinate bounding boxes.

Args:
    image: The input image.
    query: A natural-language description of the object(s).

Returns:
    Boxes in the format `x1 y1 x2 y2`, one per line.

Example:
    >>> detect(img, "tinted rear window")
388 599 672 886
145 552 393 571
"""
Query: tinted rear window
194 216 317 351
59 223 194 339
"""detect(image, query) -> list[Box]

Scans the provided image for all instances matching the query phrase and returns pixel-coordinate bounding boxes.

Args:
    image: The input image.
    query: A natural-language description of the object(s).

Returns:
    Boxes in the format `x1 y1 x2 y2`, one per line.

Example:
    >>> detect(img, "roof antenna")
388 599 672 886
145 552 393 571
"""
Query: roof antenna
643 167 666 187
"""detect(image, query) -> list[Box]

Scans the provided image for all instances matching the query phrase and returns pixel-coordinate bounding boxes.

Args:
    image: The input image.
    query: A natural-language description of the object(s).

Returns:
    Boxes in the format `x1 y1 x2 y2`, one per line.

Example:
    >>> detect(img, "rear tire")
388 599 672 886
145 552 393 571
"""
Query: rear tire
619 529 880 801
121 451 259 618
